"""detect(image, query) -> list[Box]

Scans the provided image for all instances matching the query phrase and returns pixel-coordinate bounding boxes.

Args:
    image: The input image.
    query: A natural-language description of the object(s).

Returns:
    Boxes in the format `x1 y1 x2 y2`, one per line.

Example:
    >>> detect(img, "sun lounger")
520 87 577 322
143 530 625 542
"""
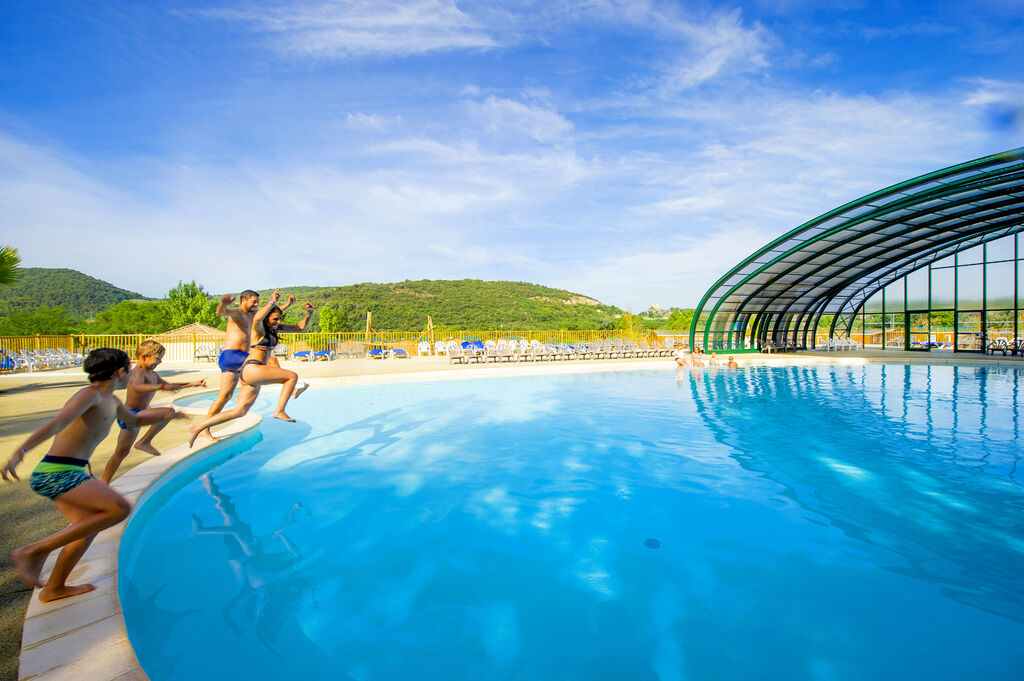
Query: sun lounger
366 348 385 360
314 350 335 361
293 350 313 361
389 348 409 359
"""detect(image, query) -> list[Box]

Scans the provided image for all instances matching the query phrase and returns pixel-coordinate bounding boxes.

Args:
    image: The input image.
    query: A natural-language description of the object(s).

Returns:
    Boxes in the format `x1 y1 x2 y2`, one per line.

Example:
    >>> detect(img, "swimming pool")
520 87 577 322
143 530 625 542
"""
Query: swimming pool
119 365 1024 681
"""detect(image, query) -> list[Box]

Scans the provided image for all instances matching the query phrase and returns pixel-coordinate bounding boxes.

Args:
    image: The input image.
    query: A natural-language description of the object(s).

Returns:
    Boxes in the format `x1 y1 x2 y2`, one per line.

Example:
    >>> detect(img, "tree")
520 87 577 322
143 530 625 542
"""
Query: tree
666 309 696 331
318 306 340 333
0 245 21 287
89 300 173 334
166 281 221 328
0 306 77 335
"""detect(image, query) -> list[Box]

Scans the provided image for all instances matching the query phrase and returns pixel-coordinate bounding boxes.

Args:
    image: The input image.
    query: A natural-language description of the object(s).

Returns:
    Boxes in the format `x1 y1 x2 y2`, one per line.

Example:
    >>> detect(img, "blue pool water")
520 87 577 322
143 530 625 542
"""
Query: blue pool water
120 365 1024 681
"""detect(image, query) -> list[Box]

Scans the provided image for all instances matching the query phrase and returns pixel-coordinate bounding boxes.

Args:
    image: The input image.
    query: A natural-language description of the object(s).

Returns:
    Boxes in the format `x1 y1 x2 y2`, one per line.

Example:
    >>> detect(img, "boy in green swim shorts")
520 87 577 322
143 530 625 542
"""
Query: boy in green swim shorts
99 340 205 483
2 348 185 602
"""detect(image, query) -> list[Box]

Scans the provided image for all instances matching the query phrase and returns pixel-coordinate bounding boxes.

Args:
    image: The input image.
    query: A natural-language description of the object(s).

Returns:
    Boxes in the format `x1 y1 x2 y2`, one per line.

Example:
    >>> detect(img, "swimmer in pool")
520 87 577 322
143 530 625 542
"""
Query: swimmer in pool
188 295 312 446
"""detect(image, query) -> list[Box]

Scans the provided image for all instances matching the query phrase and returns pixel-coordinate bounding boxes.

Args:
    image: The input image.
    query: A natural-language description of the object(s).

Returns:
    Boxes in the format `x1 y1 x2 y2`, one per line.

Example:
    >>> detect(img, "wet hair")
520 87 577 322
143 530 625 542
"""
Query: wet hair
84 348 130 382
240 289 259 301
136 340 165 358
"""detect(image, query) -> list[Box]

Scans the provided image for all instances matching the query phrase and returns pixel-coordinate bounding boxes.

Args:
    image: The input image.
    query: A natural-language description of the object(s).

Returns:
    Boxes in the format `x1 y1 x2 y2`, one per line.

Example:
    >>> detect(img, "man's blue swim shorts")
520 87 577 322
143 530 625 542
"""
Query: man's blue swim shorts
218 349 249 373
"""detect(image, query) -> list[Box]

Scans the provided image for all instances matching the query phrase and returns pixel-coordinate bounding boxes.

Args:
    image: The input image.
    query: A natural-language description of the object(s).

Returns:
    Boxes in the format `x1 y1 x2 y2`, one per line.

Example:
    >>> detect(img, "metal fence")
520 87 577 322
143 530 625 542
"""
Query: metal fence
1 329 690 363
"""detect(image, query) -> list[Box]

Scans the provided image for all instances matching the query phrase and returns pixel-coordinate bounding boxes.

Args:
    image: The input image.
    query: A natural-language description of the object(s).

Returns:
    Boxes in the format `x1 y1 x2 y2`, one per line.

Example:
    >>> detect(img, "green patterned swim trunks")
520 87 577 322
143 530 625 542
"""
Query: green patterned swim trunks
30 460 91 500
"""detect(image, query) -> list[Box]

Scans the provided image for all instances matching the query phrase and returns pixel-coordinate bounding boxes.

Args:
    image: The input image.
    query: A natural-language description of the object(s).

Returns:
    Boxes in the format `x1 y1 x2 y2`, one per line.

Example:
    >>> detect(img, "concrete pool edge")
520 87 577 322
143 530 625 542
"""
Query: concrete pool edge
17 401 262 681
15 354 1023 680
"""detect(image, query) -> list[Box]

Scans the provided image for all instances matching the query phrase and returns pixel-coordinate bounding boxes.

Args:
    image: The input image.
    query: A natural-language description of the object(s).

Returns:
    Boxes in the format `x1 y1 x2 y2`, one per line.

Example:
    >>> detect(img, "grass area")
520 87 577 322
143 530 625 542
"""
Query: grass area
0 369 207 681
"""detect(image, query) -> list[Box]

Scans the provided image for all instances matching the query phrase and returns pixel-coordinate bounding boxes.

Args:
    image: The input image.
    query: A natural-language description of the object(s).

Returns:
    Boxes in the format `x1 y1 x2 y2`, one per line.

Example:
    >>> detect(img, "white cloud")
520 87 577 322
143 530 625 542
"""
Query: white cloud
201 0 498 57
654 9 773 93
345 113 391 131
469 96 574 144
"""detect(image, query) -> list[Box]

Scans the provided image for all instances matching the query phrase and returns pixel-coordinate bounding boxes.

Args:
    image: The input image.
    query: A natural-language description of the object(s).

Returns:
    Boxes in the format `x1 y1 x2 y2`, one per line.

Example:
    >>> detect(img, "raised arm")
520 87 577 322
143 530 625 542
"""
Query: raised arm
3 388 99 481
279 295 296 314
280 302 314 332
253 289 282 325
216 293 236 317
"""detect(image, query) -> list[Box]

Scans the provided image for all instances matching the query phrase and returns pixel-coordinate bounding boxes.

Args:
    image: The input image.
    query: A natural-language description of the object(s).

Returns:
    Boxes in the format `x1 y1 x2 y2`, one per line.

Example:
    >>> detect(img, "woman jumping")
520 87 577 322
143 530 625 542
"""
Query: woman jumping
188 294 313 446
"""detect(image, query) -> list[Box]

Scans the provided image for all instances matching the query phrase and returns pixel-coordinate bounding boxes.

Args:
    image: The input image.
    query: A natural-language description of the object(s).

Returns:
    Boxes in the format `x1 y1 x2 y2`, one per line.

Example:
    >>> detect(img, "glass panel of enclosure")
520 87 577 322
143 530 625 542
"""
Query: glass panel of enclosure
908 312 930 348
956 264 984 310
930 312 954 350
1019 260 1024 308
958 244 985 265
930 266 955 309
986 234 1016 262
956 311 983 351
884 310 905 348
906 268 929 309
864 313 883 349
884 280 905 313
986 260 1015 309
985 311 1015 350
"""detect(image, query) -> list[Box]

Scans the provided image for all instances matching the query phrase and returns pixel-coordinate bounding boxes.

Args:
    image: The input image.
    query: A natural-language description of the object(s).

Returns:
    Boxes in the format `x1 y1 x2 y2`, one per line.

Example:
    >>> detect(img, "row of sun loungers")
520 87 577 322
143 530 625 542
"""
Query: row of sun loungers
822 337 863 351
761 339 800 353
0 348 85 372
443 338 673 364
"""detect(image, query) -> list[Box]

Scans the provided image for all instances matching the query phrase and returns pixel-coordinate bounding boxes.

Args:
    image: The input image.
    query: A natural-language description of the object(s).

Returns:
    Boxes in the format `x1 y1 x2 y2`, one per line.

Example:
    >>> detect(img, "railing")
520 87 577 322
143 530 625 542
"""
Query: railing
1 329 686 363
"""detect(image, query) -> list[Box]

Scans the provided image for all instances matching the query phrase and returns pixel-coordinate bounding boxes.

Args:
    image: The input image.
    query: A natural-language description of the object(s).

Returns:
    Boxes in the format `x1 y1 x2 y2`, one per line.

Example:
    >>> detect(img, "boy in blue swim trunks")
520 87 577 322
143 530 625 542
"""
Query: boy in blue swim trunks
99 340 206 483
2 349 185 601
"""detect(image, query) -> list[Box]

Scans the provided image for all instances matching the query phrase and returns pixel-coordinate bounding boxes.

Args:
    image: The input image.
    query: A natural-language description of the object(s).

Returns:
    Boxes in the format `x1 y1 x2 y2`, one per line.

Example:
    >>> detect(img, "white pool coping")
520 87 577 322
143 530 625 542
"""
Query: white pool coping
15 355 1024 680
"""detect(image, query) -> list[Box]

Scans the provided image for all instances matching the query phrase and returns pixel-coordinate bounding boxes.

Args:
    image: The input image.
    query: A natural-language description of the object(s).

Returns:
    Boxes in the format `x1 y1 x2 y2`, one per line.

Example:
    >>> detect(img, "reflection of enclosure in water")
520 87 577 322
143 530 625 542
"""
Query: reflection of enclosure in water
687 364 1023 622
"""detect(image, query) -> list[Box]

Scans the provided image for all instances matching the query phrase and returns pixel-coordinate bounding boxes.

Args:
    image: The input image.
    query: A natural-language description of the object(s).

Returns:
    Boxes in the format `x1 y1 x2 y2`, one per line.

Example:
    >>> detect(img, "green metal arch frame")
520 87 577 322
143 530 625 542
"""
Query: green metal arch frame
689 147 1024 352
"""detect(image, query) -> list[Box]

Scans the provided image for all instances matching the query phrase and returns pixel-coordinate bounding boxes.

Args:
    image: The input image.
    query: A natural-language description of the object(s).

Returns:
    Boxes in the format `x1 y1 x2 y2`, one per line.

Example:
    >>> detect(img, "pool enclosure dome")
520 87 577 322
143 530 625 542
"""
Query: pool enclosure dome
690 147 1024 352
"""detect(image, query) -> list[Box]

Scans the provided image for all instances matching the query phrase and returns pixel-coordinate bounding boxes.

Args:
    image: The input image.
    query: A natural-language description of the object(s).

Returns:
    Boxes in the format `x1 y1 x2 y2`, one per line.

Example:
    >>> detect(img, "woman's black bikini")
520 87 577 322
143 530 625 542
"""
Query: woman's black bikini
242 321 278 369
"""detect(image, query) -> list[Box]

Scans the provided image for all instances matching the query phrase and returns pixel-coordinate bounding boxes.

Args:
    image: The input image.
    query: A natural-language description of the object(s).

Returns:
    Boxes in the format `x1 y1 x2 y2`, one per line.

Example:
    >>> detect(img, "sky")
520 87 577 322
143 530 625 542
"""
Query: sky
1 1 1022 309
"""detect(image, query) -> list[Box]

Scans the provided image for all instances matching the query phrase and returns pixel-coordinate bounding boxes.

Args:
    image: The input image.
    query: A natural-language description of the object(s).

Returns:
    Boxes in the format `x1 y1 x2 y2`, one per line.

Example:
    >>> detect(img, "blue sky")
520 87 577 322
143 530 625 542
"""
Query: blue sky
2 1 1022 309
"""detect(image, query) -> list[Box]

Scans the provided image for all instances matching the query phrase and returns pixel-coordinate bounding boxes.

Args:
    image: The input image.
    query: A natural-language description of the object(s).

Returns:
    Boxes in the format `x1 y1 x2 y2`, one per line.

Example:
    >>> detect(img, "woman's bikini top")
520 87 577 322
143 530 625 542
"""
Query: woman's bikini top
250 321 279 351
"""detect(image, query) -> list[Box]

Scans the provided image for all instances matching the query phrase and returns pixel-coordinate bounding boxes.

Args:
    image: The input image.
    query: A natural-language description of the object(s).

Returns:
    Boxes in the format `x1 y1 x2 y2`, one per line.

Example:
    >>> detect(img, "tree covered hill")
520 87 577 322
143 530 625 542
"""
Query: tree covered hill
255 280 626 331
0 268 147 319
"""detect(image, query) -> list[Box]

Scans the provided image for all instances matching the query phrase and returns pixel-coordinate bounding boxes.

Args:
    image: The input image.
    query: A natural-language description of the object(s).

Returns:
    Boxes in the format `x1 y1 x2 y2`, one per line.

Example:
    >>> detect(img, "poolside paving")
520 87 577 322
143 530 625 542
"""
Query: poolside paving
3 350 1022 680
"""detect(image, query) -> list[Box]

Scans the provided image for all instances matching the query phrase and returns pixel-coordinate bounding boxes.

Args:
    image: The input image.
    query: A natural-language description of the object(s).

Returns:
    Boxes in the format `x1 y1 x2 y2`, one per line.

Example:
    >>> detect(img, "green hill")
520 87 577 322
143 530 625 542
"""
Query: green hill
0 268 146 319
256 280 625 331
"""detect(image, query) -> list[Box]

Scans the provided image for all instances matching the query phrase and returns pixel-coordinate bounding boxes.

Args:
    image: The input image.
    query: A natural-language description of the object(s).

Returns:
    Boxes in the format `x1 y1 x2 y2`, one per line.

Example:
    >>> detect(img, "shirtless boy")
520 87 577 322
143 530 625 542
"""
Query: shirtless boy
196 289 262 443
2 349 184 601
99 340 205 483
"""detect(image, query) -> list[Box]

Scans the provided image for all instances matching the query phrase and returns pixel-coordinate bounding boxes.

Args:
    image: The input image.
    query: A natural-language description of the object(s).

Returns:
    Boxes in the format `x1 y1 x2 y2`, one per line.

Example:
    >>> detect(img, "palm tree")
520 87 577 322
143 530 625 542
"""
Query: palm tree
0 245 20 286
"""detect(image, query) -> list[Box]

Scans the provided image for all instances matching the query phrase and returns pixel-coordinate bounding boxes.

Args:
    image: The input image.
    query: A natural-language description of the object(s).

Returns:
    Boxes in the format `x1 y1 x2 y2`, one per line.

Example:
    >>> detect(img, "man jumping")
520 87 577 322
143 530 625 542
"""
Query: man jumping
195 289 262 444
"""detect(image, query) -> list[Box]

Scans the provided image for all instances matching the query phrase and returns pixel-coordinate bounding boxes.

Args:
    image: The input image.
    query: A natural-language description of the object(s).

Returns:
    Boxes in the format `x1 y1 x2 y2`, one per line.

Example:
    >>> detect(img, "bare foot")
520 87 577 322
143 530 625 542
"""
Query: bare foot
196 428 218 442
187 425 202 448
134 442 161 456
272 411 296 423
11 547 45 589
38 584 96 602
292 383 310 400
